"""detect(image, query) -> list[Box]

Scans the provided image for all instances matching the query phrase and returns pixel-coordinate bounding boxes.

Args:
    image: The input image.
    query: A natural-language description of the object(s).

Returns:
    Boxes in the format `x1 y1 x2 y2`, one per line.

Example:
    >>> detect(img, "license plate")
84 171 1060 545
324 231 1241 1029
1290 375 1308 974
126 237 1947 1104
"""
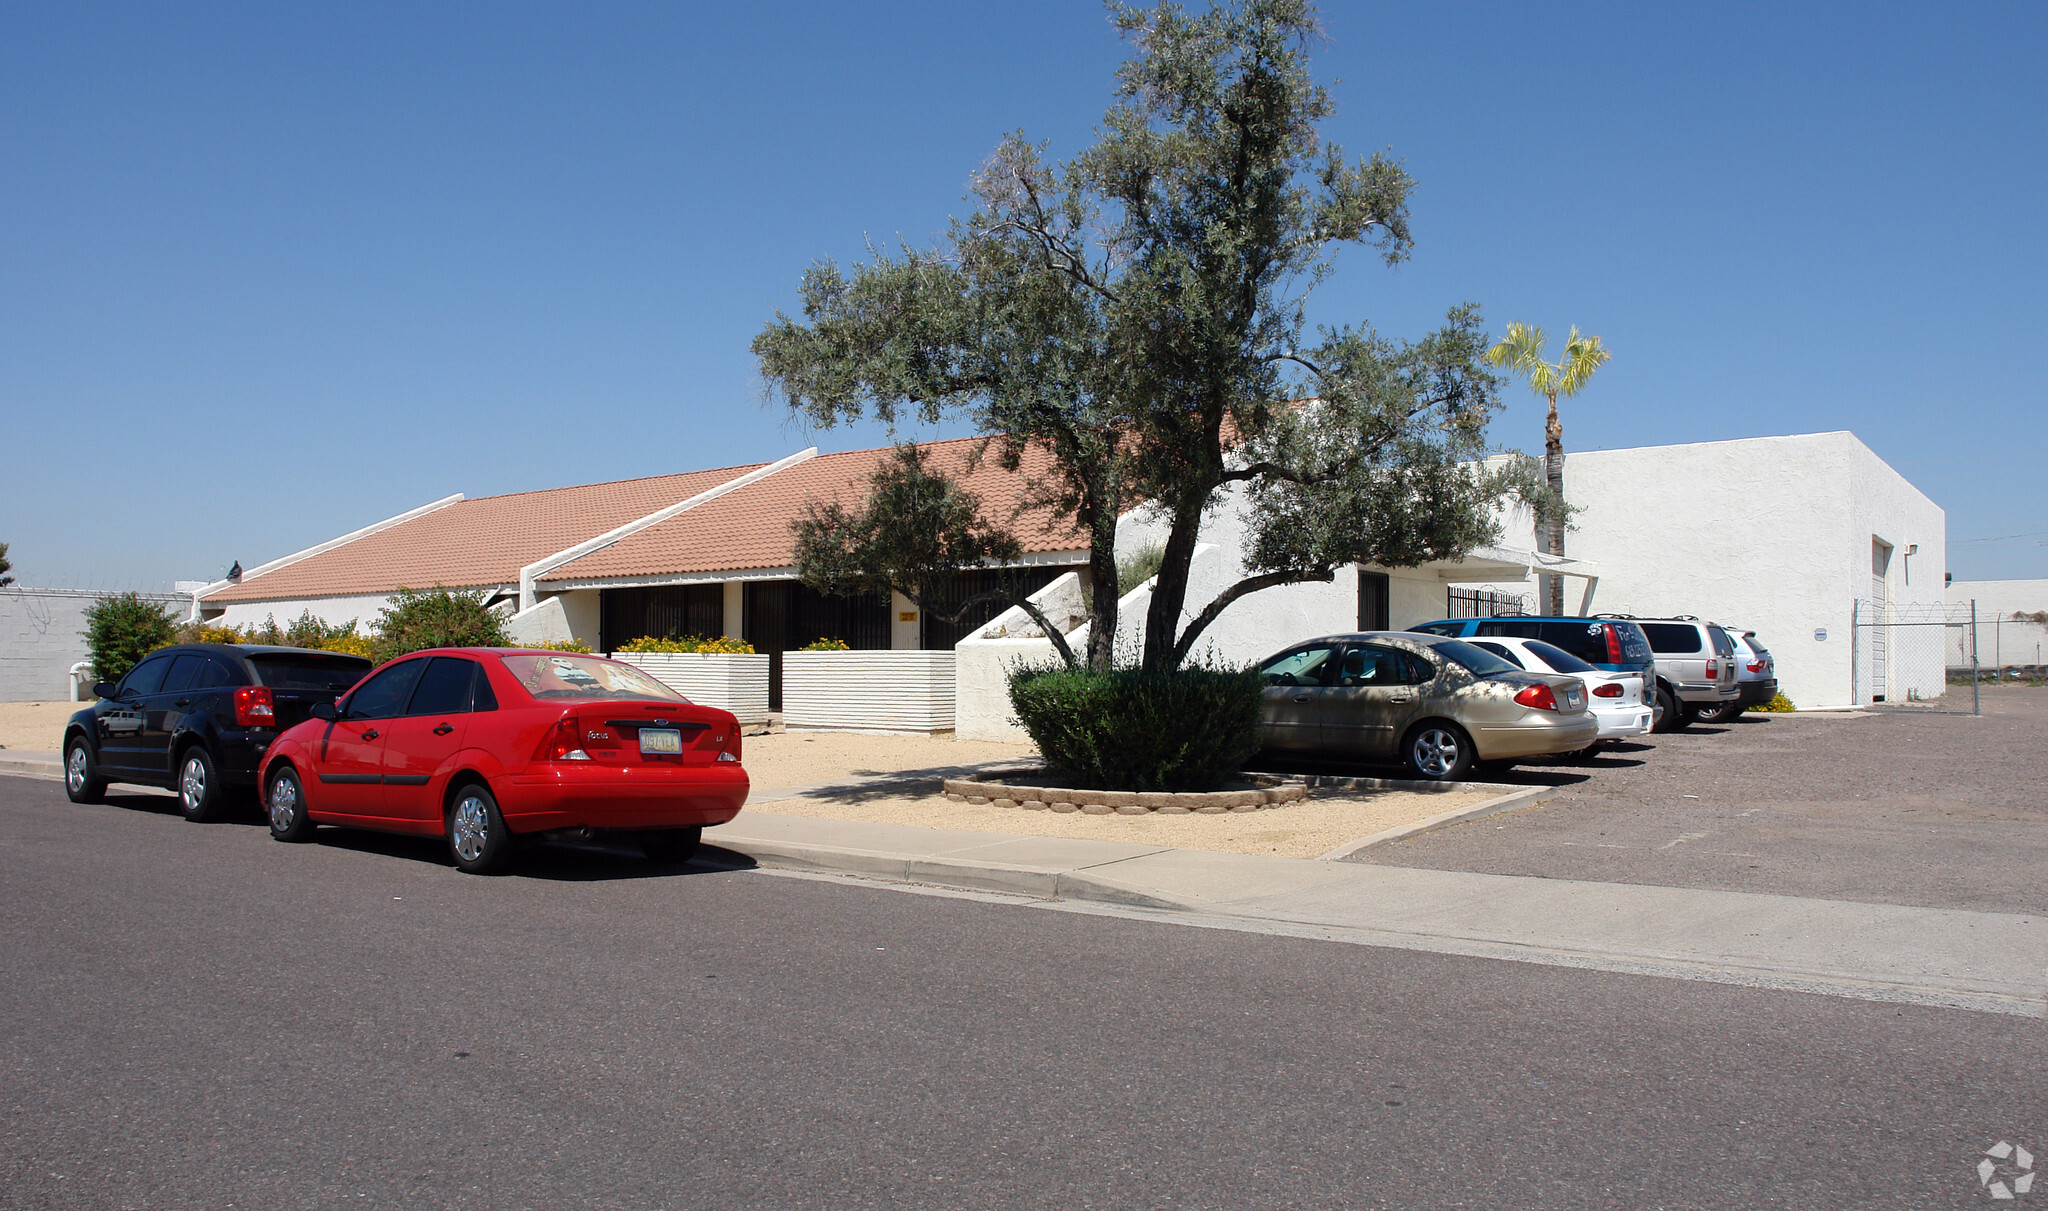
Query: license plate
638 728 682 755
1565 690 1583 710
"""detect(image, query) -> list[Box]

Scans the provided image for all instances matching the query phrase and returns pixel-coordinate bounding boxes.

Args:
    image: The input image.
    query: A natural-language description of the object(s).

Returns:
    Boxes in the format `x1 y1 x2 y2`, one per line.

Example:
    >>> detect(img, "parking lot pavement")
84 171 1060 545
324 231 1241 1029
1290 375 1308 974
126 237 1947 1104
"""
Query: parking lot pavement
1341 688 2048 916
3 774 2045 1208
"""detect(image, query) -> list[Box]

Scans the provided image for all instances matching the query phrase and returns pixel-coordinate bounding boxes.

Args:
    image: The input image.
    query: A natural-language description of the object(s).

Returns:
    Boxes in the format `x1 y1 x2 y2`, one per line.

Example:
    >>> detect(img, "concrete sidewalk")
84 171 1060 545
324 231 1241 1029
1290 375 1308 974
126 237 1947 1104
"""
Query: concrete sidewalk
707 811 2048 1018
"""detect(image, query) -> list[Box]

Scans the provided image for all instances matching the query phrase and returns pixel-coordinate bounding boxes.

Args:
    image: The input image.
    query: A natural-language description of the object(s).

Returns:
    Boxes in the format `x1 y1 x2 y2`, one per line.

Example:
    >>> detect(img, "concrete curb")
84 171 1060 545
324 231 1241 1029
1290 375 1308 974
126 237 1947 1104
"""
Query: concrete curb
1314 784 1565 861
0 755 63 782
709 832 1189 911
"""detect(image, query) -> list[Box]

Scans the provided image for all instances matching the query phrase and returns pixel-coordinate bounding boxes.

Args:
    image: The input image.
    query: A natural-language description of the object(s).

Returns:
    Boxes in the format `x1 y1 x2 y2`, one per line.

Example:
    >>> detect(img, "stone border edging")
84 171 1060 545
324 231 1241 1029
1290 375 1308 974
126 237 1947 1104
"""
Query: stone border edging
941 775 1307 815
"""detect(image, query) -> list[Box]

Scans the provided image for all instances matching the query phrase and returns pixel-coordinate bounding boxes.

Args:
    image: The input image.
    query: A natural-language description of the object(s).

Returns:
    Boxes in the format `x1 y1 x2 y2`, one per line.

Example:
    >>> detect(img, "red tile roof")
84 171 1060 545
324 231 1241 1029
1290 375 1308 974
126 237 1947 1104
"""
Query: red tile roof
540 438 1087 583
203 464 768 603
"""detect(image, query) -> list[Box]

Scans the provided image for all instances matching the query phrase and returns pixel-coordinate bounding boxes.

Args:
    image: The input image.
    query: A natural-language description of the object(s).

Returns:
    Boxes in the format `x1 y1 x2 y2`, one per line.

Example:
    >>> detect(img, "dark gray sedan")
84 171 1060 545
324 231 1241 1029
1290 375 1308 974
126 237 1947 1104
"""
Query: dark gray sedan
1255 631 1598 780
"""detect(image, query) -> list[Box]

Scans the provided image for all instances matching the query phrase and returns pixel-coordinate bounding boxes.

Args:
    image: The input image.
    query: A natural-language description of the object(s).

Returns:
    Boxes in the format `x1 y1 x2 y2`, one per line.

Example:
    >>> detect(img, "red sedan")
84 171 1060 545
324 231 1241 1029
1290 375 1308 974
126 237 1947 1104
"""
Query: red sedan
258 648 748 873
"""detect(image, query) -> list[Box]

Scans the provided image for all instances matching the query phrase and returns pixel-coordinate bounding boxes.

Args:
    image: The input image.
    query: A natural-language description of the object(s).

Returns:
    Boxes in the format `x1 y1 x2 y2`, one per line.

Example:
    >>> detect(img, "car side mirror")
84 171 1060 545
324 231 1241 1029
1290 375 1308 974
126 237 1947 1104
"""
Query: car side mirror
92 681 118 700
309 701 339 722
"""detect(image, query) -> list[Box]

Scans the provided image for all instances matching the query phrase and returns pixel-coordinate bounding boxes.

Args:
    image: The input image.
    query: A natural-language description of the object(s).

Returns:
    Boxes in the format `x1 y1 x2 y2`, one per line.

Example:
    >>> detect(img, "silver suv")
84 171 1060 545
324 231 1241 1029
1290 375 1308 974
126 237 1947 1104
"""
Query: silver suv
1602 616 1740 730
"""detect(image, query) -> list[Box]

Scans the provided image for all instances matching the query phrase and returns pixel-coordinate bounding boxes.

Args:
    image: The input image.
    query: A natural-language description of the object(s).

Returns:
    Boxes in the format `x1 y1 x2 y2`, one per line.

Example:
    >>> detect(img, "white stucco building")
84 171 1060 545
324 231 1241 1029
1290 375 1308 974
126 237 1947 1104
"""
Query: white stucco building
956 430 1945 737
1946 579 2048 670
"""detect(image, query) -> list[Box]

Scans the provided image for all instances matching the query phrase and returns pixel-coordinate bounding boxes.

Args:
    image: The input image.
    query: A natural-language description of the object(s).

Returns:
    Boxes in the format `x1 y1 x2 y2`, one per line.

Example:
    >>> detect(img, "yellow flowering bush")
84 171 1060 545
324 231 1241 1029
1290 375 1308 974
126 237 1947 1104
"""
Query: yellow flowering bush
1749 692 1796 712
615 635 756 655
510 638 595 654
799 637 851 651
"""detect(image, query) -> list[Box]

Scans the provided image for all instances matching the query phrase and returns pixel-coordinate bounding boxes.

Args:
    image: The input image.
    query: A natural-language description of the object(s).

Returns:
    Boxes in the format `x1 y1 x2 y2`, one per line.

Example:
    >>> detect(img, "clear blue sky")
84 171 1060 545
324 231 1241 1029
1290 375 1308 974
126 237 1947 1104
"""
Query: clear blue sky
4 1 2043 589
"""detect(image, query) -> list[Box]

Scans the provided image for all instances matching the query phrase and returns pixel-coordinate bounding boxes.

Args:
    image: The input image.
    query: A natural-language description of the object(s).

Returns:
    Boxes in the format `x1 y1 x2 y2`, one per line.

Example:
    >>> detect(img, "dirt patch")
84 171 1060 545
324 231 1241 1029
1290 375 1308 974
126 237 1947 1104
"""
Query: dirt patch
748 785 1499 859
739 731 1038 796
0 701 86 753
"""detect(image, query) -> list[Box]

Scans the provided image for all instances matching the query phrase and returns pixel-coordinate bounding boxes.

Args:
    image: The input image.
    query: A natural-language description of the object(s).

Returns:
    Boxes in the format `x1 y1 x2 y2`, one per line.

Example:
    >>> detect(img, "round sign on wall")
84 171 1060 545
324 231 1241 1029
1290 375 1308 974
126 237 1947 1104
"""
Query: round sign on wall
1814 628 1828 642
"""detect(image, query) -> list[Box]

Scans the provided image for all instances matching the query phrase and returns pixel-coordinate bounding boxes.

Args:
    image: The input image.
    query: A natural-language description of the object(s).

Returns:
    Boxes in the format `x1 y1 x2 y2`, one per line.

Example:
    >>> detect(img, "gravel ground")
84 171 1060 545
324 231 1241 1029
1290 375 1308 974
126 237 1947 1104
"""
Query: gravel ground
1348 686 2048 915
748 784 1498 859
0 700 81 752
738 730 1037 795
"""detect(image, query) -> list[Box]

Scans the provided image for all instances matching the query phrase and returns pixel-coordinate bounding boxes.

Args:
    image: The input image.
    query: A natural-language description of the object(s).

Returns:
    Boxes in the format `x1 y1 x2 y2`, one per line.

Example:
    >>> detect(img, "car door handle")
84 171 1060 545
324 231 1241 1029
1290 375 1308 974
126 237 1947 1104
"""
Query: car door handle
361 729 380 740
174 699 191 707
1390 696 1414 703
433 723 453 735
1292 695 1312 702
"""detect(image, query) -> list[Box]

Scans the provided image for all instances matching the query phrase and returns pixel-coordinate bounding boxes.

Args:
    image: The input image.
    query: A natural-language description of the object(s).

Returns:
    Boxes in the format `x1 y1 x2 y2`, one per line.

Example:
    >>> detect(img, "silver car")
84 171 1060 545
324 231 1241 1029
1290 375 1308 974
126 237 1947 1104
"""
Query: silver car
1256 631 1598 781
1616 617 1741 728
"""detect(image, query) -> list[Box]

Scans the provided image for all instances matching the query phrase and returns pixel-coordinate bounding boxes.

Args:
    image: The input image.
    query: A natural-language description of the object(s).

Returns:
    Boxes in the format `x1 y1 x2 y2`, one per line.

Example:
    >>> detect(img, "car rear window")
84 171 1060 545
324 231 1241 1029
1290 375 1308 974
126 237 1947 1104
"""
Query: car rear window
500 654 683 701
1709 626 1736 657
1471 641 1525 669
1434 640 1522 678
250 654 373 695
1641 623 1704 654
1406 622 1463 637
1523 639 1598 674
1532 622 1607 663
1474 619 1541 640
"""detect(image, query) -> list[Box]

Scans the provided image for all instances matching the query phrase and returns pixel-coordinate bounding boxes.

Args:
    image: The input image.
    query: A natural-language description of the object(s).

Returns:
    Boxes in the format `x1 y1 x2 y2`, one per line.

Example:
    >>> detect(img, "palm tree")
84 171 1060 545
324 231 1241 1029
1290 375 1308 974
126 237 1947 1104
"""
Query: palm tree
1485 323 1611 614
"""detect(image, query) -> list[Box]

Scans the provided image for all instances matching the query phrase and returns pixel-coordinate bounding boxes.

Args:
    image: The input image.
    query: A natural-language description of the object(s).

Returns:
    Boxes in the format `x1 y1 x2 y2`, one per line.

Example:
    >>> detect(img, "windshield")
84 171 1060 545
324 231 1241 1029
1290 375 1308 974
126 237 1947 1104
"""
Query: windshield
1434 640 1522 678
1523 639 1598 674
499 654 684 702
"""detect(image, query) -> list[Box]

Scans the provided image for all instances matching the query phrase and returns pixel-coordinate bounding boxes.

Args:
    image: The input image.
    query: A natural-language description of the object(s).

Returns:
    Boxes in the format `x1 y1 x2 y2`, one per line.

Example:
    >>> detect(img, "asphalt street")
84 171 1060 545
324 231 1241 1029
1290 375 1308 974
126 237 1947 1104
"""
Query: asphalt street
1265 687 2048 916
2 775 2042 1208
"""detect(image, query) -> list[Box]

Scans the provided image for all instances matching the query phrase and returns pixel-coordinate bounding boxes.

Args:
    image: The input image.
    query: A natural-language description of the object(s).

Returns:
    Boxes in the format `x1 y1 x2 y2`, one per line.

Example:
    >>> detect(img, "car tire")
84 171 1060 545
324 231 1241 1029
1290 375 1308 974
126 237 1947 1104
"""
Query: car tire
177 745 228 823
1404 722 1476 782
641 827 703 865
1652 685 1681 733
1692 699 1742 724
64 738 106 804
1565 743 1601 762
447 782 515 875
266 766 316 843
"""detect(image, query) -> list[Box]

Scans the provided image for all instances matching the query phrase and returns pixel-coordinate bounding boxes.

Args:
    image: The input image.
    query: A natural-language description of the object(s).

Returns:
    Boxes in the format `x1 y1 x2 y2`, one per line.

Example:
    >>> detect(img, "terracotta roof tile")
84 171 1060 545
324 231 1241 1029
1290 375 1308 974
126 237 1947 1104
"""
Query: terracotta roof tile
540 438 1086 583
204 463 768 603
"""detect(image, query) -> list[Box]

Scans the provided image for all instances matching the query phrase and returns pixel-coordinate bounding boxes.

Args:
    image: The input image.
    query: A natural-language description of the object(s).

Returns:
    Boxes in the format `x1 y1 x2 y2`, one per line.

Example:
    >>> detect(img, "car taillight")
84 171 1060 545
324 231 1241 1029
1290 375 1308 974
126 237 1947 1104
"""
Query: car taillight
1603 624 1623 665
234 686 275 728
1592 683 1624 698
1747 661 1765 673
1706 660 1719 678
534 716 592 762
1513 683 1559 712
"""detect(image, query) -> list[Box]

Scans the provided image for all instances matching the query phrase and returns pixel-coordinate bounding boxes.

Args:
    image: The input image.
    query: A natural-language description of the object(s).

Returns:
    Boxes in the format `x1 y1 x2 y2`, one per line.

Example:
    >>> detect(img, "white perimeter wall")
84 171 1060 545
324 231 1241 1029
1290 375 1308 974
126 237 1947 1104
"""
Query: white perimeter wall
1477 432 1944 709
0 588 185 702
1948 580 2048 668
208 593 399 632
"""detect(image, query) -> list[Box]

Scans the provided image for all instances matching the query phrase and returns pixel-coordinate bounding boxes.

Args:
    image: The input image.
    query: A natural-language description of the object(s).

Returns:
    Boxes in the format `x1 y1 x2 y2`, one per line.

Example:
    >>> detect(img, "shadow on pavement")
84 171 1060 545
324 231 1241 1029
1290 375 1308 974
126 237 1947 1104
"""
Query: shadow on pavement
311 826 758 882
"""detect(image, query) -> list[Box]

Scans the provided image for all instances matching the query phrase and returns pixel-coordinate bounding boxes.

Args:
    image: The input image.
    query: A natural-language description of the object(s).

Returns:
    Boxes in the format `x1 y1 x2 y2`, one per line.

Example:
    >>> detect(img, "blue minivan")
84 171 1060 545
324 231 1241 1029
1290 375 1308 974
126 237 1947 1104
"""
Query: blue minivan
1407 616 1670 732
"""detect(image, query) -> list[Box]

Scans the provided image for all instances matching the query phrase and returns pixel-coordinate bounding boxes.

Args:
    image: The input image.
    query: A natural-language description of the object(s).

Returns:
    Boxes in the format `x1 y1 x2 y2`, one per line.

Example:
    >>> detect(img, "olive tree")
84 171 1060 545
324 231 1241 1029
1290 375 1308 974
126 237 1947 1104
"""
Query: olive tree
755 0 1530 672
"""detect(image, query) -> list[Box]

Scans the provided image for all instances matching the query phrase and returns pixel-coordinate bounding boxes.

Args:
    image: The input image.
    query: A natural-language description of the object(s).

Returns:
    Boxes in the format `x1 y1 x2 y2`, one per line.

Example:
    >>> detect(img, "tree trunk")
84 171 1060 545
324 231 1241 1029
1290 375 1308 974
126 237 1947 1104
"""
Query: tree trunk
1140 495 1209 672
1084 500 1120 673
1544 393 1566 615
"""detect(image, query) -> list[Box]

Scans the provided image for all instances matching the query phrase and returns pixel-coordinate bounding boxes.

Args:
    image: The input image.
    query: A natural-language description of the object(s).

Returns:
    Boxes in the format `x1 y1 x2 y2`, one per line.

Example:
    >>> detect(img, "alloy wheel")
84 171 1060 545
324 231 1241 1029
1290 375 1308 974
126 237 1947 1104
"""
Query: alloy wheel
180 755 208 814
451 793 492 864
269 775 300 833
1412 728 1460 778
66 746 88 794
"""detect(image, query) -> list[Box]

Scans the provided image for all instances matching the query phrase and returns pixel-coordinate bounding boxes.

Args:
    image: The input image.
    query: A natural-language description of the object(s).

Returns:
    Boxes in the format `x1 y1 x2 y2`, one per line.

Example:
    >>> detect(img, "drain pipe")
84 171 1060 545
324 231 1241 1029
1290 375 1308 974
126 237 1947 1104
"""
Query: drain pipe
69 662 94 702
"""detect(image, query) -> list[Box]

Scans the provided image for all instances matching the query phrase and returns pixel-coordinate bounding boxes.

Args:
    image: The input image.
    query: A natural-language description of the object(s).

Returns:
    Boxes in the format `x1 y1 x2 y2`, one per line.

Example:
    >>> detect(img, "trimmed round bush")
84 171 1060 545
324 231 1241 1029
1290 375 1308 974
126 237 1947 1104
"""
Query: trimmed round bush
1006 665 1263 792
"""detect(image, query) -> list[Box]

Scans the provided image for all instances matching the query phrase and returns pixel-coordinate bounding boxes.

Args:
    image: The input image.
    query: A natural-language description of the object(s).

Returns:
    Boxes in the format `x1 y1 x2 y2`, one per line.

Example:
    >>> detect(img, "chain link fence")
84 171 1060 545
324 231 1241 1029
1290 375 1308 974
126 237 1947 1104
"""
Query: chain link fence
1853 599 1980 714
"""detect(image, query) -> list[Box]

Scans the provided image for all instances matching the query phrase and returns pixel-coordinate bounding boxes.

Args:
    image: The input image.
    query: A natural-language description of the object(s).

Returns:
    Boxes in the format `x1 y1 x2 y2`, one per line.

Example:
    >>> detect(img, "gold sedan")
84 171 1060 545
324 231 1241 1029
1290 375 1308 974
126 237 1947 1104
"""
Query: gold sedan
1256 631 1599 780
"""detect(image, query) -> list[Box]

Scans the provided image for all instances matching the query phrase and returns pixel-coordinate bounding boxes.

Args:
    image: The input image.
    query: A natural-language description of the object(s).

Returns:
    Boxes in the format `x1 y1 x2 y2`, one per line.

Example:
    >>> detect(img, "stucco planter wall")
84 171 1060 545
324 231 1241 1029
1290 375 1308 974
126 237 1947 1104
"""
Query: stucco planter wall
609 652 770 726
783 650 955 734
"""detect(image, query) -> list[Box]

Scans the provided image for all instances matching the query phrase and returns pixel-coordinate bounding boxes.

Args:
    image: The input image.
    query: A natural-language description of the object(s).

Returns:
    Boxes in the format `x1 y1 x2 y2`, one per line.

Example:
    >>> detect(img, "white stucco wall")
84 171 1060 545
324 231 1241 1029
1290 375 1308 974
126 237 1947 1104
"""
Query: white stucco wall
207 592 399 633
1948 580 2048 669
1478 432 1944 709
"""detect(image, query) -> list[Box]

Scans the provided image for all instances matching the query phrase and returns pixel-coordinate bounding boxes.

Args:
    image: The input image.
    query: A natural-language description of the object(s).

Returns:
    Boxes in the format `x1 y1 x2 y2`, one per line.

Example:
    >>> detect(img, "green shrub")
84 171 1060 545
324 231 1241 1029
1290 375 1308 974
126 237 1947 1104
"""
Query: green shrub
1006 664 1263 792
1116 543 1166 596
82 592 179 684
371 587 509 660
614 634 756 654
1749 692 1796 713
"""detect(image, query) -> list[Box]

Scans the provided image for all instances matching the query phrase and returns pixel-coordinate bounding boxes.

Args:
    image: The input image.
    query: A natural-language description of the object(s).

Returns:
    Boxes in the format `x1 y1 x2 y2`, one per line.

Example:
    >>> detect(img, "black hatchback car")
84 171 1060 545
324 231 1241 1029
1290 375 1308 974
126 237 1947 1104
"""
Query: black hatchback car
64 644 373 821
